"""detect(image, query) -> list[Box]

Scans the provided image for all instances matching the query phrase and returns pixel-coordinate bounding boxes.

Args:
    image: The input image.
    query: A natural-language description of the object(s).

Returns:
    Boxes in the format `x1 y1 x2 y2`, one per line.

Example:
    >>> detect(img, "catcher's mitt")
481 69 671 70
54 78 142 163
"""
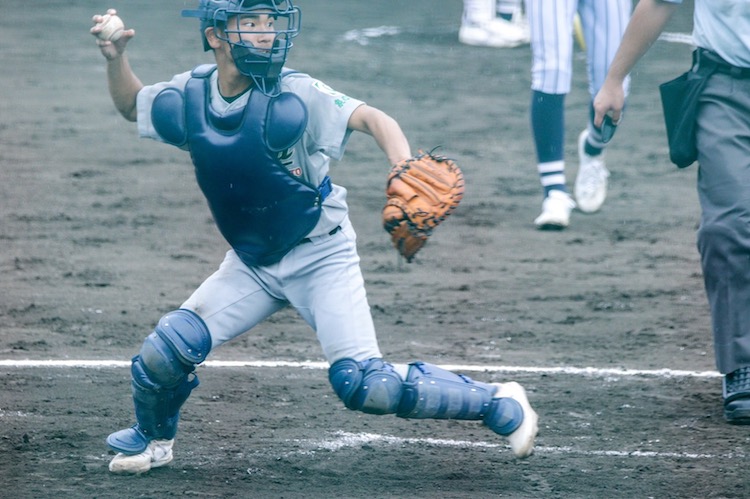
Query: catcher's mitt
382 149 464 262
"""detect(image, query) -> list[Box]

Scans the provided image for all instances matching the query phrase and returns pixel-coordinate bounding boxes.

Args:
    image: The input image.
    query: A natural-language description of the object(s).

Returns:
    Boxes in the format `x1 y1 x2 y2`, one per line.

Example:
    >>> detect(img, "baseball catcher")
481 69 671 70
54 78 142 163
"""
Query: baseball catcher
383 150 465 262
91 0 537 475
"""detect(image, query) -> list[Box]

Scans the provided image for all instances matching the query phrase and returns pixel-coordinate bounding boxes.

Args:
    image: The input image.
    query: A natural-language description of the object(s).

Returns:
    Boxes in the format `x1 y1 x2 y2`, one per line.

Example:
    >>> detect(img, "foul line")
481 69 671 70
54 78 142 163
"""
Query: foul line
341 26 694 47
292 431 743 460
0 359 720 378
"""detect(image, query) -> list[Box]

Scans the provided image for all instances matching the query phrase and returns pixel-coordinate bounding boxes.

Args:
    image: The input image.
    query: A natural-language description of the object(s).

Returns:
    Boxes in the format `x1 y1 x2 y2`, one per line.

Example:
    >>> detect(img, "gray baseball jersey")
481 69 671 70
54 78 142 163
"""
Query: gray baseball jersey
666 0 750 67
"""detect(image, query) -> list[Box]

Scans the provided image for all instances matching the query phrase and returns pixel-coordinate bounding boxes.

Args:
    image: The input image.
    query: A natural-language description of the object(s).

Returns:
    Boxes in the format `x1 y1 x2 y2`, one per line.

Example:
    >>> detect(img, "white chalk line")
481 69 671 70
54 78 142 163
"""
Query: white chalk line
341 26 694 47
291 431 743 460
342 25 402 45
0 359 720 378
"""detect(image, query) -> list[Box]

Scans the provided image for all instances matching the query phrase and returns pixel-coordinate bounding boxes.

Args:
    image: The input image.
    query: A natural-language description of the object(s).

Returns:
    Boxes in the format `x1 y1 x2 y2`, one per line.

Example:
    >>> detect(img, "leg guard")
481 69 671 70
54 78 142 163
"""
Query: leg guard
400 362 524 436
107 309 211 454
328 359 524 435
397 362 496 420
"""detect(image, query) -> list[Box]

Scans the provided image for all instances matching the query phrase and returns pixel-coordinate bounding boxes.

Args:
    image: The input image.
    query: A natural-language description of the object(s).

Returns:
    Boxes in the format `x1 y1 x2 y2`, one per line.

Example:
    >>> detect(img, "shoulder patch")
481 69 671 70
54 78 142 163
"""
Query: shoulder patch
312 80 351 108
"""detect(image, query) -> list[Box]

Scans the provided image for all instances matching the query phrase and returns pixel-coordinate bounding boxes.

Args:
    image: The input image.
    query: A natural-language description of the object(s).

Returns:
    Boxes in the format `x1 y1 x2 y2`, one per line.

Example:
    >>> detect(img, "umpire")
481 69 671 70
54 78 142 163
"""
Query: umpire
594 0 750 423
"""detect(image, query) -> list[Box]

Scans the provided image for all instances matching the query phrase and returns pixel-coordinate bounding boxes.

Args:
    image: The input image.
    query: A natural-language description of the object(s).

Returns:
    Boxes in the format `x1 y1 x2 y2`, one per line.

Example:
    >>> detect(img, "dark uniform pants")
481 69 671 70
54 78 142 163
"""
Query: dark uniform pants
695 68 750 374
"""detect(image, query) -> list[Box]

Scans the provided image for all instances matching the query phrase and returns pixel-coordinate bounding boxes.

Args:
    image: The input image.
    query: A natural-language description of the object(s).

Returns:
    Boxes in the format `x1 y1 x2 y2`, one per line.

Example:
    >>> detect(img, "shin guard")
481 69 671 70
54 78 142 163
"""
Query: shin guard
107 310 210 454
397 362 496 419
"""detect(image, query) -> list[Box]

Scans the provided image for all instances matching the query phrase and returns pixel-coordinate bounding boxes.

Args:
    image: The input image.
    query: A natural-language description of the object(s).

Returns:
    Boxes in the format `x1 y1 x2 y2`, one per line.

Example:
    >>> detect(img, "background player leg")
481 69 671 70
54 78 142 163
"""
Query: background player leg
531 91 576 230
574 0 632 213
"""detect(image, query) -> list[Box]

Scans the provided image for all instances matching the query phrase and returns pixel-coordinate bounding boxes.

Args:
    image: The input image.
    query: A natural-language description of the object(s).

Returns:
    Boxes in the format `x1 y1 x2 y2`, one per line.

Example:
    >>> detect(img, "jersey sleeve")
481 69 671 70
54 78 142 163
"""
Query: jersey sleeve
136 71 192 142
282 73 365 161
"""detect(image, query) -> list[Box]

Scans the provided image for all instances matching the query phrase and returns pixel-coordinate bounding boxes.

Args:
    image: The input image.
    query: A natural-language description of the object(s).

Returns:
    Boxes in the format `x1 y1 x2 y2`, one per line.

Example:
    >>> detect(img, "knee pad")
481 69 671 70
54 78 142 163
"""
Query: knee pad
329 358 404 415
138 309 212 388
397 362 496 420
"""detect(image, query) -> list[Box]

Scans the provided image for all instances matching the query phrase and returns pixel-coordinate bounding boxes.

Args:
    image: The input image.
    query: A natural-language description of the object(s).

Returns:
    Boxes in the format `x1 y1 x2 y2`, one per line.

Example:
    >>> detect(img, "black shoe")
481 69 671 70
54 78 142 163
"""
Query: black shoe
723 367 750 424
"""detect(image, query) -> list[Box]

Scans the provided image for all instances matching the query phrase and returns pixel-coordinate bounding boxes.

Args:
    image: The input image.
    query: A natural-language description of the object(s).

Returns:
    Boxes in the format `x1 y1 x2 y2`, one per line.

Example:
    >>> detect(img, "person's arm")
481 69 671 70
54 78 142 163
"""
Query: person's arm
593 0 680 127
347 104 411 166
91 9 142 122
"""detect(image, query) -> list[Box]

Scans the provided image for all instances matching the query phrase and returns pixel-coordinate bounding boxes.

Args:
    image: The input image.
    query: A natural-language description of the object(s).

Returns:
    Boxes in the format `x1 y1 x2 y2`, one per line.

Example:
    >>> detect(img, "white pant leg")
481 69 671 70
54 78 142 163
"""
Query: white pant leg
281 218 382 364
181 249 287 350
181 217 381 363
526 0 578 94
579 0 632 97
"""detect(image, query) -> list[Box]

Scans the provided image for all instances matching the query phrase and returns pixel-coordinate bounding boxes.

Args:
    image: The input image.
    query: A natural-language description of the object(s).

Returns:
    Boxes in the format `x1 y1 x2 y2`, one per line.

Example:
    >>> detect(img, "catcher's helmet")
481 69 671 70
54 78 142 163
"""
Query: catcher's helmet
182 0 301 92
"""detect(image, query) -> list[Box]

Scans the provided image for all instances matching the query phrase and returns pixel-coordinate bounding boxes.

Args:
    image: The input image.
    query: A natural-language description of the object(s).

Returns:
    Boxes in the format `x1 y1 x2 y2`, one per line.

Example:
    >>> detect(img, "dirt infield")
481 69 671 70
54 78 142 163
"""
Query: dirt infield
2 0 748 497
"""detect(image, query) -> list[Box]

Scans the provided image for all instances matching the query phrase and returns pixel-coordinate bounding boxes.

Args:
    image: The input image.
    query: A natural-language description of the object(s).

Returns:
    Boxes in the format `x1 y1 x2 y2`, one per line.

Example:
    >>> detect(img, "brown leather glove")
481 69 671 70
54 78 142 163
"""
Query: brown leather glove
382 150 464 262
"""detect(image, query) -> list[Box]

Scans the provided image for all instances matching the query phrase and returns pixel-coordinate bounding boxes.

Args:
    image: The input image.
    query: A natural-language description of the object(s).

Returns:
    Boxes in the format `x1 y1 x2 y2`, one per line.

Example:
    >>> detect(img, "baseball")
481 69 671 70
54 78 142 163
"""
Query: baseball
96 14 125 42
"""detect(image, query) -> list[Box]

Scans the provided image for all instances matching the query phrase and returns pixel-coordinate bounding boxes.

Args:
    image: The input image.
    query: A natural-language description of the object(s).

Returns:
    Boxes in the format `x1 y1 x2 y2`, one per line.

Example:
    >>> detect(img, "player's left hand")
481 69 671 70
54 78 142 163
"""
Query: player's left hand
382 149 465 262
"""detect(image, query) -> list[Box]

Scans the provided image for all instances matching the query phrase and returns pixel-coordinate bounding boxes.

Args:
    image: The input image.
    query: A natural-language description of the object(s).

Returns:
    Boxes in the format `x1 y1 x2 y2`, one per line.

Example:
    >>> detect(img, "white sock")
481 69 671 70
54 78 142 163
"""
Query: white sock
496 0 520 19
463 0 494 23
538 160 566 194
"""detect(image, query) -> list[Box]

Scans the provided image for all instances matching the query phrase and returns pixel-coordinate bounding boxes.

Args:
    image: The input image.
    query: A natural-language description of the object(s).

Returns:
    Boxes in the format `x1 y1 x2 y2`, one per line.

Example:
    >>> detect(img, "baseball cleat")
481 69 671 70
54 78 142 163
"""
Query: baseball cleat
491 382 539 458
534 190 576 230
723 367 750 424
108 439 174 474
459 15 530 48
575 130 610 213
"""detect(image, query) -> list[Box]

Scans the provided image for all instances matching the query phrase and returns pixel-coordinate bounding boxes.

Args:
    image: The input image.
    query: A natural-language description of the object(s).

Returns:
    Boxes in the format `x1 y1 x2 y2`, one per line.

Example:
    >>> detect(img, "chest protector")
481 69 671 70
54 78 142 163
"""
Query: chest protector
151 64 328 267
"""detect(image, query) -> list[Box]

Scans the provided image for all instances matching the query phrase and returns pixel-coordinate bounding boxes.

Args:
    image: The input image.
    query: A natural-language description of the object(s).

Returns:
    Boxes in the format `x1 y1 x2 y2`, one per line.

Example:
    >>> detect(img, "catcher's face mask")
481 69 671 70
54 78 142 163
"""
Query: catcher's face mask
183 0 301 95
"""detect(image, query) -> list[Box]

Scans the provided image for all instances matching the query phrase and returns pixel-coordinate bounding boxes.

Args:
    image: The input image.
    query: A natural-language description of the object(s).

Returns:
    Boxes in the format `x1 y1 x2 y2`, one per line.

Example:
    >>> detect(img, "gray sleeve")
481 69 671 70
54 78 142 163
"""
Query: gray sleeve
283 73 365 161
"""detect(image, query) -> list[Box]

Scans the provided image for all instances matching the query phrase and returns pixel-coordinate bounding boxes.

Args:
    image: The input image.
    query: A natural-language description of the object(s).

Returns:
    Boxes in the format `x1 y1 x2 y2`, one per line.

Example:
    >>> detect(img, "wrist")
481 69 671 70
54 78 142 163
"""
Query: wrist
104 50 125 62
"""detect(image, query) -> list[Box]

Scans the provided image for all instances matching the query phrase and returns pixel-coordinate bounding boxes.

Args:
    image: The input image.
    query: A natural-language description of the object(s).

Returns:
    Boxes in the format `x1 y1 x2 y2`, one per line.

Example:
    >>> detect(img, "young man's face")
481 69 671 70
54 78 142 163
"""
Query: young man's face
225 12 276 49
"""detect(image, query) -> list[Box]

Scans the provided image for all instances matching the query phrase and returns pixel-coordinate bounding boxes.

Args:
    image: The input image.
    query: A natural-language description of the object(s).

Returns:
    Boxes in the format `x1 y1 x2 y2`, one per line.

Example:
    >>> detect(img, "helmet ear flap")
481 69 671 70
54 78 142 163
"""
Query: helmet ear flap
201 26 215 51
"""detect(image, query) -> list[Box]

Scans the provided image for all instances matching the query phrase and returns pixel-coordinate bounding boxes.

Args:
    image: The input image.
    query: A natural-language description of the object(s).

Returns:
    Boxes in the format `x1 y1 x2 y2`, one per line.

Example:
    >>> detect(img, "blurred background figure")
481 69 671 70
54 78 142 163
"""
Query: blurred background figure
525 0 632 230
459 0 530 48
